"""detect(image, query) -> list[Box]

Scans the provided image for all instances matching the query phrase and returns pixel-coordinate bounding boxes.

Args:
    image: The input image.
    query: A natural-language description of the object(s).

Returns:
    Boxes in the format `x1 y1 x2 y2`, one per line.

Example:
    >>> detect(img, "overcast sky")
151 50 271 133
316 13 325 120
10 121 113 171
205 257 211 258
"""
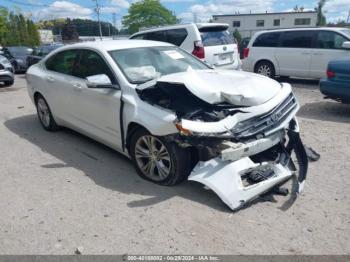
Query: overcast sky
1 0 349 28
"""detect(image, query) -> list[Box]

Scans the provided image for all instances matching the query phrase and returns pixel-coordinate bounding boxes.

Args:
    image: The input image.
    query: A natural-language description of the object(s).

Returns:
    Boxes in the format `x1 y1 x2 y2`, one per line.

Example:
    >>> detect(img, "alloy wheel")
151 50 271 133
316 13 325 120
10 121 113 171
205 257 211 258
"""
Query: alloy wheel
134 135 172 181
37 98 51 128
257 65 272 77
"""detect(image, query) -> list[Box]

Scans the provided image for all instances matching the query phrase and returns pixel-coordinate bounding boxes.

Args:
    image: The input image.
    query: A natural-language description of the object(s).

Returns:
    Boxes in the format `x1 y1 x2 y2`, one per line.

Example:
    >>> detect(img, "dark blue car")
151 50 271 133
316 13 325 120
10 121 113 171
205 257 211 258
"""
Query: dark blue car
320 59 350 103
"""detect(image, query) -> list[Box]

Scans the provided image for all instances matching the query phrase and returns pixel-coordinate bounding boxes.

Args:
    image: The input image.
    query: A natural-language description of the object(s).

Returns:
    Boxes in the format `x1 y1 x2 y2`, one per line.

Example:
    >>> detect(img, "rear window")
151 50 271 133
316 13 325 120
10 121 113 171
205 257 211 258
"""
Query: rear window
253 32 281 47
199 27 235 47
280 31 314 48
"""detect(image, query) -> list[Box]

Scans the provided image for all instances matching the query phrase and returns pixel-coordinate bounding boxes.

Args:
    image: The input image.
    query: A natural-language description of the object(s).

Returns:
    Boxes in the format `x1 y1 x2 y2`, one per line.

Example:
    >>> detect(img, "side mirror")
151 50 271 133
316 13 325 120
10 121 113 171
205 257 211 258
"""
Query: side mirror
342 41 350 49
86 74 119 89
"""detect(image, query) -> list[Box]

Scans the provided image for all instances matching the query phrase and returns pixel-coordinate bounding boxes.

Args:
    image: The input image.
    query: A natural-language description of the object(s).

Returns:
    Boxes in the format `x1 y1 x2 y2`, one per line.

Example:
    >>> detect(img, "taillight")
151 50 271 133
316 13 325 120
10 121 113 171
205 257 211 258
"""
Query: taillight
243 48 249 58
327 70 336 79
192 40 205 59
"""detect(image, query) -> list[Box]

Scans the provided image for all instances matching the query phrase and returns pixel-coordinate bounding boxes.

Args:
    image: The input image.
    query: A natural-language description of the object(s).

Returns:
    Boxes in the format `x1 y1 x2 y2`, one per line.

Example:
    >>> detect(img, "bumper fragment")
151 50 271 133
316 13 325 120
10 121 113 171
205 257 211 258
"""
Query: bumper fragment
189 157 293 210
188 126 308 211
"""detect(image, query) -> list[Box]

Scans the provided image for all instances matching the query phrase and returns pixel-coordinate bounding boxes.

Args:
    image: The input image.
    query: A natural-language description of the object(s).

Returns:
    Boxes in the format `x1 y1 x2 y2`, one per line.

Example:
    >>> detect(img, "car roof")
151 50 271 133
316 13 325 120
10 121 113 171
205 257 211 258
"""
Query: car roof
254 27 348 36
130 23 229 36
60 40 173 52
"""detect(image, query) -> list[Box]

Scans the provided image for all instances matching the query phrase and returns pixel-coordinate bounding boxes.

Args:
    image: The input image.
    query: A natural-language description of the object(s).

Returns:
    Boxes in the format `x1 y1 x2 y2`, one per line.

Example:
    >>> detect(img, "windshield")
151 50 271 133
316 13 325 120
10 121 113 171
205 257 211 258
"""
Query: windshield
340 29 350 39
109 46 210 84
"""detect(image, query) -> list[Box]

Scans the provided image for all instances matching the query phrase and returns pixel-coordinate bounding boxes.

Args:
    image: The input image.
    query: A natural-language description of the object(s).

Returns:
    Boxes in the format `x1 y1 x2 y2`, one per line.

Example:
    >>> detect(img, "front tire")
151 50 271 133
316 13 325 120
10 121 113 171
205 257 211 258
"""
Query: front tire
129 129 192 186
255 61 275 78
35 95 59 131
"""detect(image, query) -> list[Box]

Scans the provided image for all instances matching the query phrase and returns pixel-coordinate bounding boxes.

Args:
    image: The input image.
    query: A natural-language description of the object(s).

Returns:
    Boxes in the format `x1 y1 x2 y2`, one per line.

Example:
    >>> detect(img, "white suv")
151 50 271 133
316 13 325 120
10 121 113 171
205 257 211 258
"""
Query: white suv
130 23 241 70
243 27 350 79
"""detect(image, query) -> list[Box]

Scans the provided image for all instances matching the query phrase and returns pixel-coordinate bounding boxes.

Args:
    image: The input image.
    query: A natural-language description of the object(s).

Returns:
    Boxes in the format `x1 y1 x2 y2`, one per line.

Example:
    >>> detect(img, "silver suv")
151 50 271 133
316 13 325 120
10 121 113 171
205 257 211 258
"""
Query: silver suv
130 23 241 70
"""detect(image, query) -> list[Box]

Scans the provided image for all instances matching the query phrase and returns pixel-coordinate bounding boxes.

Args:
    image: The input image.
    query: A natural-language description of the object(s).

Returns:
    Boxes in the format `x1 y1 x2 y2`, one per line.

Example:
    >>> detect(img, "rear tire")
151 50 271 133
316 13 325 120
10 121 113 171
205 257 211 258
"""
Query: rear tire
255 61 275 78
35 95 59 131
129 128 192 186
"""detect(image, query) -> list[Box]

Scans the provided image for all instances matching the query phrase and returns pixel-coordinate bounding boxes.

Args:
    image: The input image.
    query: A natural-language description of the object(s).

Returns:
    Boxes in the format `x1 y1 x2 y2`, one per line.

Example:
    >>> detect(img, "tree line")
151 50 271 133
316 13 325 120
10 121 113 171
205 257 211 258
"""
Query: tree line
38 18 118 39
0 7 40 47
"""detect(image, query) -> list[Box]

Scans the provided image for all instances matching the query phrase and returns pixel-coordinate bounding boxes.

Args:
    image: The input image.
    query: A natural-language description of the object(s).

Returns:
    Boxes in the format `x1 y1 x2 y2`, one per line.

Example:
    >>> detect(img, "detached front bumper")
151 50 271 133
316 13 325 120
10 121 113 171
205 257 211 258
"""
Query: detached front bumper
188 121 308 211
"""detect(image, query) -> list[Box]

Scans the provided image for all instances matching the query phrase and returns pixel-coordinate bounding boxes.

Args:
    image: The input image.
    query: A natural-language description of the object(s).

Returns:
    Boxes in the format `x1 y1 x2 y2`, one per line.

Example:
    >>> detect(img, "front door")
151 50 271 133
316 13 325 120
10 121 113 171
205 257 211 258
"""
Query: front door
69 49 122 149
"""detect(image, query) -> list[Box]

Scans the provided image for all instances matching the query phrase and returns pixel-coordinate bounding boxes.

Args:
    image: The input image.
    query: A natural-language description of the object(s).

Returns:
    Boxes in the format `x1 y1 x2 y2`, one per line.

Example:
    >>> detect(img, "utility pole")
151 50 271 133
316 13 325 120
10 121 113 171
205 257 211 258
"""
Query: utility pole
347 10 350 23
112 13 116 37
93 0 102 40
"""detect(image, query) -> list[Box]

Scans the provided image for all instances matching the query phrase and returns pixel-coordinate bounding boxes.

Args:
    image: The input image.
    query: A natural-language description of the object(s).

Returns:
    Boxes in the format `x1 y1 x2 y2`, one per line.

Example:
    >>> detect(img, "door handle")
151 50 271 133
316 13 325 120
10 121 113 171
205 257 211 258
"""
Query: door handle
46 76 55 82
313 52 323 55
301 52 311 55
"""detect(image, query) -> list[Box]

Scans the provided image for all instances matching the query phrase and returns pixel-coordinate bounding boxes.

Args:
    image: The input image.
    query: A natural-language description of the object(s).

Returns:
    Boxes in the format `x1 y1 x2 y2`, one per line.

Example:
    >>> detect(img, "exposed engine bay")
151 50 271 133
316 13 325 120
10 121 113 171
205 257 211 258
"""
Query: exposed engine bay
137 81 244 122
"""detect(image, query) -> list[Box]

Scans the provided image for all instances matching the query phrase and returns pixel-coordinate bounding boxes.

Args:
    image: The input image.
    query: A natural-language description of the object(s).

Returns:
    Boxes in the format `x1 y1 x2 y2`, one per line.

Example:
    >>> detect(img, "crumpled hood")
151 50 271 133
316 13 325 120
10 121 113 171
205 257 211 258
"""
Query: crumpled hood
157 69 281 106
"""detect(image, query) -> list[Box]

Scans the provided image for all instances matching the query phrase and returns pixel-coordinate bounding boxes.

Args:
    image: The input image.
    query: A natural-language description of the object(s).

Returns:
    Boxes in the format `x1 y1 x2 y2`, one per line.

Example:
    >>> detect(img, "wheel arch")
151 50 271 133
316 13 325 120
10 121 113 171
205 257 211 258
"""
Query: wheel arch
126 122 149 153
33 91 44 103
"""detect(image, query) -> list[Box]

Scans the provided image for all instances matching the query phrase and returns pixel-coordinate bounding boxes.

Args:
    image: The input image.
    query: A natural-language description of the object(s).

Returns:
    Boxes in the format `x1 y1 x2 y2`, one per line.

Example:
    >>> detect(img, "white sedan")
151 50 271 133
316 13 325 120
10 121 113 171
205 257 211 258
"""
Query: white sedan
26 40 308 210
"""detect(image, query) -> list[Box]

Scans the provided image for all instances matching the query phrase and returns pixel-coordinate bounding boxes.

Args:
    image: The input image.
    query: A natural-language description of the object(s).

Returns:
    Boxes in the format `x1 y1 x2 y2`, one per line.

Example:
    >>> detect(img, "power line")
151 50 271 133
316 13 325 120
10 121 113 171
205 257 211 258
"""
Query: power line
92 0 102 40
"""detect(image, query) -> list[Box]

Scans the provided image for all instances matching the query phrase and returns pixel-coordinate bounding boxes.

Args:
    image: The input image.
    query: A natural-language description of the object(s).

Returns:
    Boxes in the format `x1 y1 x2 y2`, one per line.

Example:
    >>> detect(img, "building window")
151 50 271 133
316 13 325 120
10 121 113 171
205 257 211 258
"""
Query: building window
233 21 241 27
294 18 311 25
256 20 264 27
273 19 280 26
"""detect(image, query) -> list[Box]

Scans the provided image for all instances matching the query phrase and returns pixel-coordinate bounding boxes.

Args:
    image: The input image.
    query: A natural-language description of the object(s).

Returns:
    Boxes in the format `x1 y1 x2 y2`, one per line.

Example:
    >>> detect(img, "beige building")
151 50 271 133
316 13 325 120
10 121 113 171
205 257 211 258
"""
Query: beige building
38 29 54 44
212 11 318 38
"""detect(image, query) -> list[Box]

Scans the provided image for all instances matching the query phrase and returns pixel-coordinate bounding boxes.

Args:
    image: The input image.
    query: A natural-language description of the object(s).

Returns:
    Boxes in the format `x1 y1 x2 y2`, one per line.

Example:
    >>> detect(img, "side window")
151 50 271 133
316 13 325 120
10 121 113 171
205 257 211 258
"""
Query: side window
253 32 281 47
144 31 167 42
165 29 188 46
73 50 116 83
316 31 348 49
280 31 314 48
45 50 79 75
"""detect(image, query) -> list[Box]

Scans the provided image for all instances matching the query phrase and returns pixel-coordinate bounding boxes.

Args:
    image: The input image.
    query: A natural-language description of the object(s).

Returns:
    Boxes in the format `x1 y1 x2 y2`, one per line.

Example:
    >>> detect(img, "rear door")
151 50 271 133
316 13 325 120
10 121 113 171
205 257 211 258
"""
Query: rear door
275 30 316 78
310 30 350 78
44 49 81 121
198 25 238 67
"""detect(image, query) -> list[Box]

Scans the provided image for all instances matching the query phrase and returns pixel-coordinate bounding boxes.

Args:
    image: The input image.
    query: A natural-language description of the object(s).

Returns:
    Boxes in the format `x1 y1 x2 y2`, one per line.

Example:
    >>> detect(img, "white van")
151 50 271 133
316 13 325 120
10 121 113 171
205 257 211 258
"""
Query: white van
243 27 350 78
130 23 241 70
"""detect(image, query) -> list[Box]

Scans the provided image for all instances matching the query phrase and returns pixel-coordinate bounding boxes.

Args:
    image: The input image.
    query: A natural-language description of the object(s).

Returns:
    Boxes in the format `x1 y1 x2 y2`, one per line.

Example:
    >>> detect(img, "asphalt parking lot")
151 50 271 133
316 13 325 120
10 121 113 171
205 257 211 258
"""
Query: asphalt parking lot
0 75 349 255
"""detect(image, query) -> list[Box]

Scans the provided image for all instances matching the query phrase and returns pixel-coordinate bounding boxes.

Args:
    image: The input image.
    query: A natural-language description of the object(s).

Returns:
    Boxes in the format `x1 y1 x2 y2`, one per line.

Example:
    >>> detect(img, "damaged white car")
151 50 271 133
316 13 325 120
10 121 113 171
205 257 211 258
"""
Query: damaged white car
26 40 308 211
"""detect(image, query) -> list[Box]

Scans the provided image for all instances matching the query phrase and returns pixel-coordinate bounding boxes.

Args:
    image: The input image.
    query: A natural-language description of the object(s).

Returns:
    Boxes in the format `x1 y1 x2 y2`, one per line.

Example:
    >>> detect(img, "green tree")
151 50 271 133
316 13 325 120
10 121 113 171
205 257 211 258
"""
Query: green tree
18 14 29 45
316 0 327 26
122 0 178 34
0 8 9 45
38 18 118 37
233 29 242 44
61 18 79 42
0 8 40 46
27 20 40 46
